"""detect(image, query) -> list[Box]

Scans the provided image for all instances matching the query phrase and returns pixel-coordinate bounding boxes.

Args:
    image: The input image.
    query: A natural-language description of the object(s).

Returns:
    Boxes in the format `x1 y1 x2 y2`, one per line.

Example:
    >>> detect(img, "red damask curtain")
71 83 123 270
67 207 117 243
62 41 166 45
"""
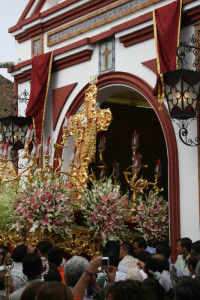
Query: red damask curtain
26 52 53 142
153 0 182 110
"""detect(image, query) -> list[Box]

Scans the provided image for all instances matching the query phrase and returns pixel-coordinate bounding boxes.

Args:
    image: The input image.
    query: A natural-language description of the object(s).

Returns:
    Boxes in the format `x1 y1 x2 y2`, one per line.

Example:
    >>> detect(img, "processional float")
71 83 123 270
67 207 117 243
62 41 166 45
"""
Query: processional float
0 75 163 256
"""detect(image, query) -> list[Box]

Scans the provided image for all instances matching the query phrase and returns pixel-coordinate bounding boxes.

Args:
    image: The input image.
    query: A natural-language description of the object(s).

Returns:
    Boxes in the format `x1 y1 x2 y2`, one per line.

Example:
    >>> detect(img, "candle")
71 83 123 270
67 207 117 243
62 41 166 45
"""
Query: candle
99 135 106 150
47 136 50 154
63 112 70 129
1 141 5 157
5 142 9 158
28 124 33 140
136 152 140 169
72 146 77 164
156 158 161 174
132 130 138 148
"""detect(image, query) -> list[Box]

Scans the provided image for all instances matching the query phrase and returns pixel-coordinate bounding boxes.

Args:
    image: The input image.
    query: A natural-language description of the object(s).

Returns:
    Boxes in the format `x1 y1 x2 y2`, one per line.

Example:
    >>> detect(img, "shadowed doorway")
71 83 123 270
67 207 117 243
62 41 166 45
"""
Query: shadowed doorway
96 90 168 199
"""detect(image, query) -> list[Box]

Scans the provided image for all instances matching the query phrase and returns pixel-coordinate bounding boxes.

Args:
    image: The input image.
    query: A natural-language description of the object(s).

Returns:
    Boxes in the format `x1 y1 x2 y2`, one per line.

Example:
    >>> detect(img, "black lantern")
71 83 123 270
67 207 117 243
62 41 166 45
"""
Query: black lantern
163 35 200 146
0 116 32 150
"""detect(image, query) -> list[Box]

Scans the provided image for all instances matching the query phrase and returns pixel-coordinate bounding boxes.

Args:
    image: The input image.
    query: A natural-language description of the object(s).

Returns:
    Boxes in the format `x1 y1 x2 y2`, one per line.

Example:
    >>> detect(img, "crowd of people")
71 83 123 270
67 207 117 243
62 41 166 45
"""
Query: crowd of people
0 237 200 299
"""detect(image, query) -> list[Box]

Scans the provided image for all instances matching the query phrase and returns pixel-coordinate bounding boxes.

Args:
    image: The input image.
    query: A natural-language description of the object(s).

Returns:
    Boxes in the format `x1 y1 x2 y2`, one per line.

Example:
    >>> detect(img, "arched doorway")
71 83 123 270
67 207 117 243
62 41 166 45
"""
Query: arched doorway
97 87 168 200
55 71 180 262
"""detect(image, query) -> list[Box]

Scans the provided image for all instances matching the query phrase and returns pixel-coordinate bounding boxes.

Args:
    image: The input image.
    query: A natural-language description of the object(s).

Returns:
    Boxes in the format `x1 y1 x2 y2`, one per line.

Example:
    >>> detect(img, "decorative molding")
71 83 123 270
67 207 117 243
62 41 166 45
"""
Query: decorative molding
54 71 180 262
120 25 154 47
141 58 157 74
47 0 160 46
52 49 93 71
31 34 44 57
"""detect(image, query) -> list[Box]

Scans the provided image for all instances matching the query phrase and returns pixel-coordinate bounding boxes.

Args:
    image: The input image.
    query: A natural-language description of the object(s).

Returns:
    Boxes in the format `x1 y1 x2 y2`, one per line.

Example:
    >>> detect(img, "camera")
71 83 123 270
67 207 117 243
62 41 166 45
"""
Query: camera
101 256 110 269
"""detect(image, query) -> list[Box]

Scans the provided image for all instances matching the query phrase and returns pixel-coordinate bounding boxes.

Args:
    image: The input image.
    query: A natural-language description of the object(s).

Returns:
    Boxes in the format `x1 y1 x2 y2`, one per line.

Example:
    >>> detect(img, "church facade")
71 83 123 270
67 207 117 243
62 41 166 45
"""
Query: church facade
8 0 200 259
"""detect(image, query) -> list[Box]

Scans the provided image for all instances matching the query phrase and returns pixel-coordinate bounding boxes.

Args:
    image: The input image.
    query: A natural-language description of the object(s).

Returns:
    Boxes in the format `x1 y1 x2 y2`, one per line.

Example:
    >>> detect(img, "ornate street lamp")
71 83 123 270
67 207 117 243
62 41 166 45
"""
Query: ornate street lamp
163 35 200 146
0 90 32 168
0 116 32 150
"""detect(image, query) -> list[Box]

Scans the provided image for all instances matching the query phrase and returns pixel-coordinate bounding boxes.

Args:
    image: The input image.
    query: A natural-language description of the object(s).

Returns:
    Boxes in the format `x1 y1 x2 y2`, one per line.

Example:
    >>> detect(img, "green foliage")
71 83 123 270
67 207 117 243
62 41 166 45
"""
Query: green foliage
0 182 17 230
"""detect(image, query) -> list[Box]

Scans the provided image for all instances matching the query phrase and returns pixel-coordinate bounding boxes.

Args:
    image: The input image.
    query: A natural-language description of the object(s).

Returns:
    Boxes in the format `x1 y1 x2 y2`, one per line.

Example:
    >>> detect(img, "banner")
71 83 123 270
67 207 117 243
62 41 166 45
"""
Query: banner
26 52 53 142
153 0 182 110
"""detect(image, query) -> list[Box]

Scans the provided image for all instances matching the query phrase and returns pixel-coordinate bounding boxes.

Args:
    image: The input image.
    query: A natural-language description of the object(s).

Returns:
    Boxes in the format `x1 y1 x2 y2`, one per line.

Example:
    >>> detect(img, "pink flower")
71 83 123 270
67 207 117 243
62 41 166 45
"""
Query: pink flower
27 213 34 221
31 202 39 211
56 192 65 201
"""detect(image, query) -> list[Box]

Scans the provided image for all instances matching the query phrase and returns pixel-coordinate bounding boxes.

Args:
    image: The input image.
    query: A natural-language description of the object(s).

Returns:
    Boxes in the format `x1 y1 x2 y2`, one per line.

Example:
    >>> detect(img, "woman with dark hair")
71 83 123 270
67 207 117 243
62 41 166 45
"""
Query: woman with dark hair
35 281 73 300
20 281 44 300
105 280 148 300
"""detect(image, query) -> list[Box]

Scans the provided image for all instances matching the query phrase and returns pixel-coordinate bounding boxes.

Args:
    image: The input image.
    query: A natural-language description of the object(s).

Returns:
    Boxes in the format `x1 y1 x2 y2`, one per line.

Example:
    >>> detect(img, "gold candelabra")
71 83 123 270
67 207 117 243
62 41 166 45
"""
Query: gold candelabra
123 145 163 222
0 75 112 191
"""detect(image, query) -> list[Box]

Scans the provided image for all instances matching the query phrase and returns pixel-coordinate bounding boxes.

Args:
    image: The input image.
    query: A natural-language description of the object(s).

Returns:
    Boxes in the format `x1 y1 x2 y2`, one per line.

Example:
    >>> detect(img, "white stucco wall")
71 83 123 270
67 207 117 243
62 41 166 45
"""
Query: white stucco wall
15 0 200 241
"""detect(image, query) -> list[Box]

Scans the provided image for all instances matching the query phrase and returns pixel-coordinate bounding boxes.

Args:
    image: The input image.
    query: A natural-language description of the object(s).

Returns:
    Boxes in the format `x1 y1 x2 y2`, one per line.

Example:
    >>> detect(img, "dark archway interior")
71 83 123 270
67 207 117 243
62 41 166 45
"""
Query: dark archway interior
94 90 168 200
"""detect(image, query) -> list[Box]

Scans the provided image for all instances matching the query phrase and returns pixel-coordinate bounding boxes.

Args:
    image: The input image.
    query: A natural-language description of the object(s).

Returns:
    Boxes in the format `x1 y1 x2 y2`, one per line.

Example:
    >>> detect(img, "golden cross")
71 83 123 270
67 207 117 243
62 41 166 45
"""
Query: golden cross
68 77 112 188
101 43 112 70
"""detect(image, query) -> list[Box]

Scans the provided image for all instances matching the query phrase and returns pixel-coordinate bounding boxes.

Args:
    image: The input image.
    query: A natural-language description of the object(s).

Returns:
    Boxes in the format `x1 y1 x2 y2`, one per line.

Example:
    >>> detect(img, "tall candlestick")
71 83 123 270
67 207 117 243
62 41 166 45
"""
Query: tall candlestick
136 152 140 169
132 130 138 148
28 124 33 140
63 112 71 129
1 141 5 157
46 136 50 154
5 142 9 158
72 146 77 164
156 158 161 175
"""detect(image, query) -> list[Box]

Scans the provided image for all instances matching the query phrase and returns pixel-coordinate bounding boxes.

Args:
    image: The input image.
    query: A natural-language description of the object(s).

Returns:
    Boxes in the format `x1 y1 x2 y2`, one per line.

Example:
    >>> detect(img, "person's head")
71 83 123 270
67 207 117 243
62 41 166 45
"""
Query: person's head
105 280 148 300
187 253 200 275
195 260 200 278
64 255 89 287
143 277 166 300
44 262 62 282
125 268 143 282
119 242 133 260
20 281 44 300
22 253 43 280
104 251 120 268
12 244 27 263
36 241 53 258
138 251 151 263
191 240 200 254
175 276 200 300
177 237 192 257
146 253 169 277
47 247 62 267
103 241 120 256
132 238 147 258
156 241 171 259
0 270 6 290
0 247 10 266
35 281 73 300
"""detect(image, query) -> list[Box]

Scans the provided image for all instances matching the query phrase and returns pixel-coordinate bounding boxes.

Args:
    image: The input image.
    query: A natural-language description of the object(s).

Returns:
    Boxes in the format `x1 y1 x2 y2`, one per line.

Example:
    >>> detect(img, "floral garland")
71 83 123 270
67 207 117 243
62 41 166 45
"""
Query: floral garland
134 191 169 245
12 175 75 236
80 178 131 244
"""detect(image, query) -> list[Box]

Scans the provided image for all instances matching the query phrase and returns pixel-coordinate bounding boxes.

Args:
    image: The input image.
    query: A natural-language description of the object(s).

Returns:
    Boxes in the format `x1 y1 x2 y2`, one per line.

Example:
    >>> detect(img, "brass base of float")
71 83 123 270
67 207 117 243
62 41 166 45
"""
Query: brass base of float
0 225 141 257
0 227 102 257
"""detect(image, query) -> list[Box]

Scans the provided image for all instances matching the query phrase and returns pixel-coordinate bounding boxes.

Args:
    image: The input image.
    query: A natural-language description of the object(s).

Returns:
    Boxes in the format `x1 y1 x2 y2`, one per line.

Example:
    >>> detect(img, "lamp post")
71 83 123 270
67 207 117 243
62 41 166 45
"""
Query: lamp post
0 90 32 168
163 35 200 146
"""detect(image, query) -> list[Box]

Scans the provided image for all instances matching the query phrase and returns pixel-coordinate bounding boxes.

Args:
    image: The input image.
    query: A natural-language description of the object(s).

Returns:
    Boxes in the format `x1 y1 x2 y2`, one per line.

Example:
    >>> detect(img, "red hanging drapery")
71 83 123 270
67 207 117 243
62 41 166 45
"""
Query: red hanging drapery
153 0 182 110
26 52 53 142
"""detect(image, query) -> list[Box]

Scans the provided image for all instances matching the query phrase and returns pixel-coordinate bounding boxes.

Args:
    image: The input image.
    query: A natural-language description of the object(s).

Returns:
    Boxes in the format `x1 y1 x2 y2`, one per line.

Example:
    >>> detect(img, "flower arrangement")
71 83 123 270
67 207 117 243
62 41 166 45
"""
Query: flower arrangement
80 178 132 244
12 175 76 236
0 183 16 230
134 191 169 245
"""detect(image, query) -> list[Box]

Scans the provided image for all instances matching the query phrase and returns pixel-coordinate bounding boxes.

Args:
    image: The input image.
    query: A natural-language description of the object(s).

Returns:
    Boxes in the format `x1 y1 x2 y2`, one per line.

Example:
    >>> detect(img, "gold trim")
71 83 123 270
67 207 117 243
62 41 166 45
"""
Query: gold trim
41 51 54 142
176 0 182 69
47 0 161 47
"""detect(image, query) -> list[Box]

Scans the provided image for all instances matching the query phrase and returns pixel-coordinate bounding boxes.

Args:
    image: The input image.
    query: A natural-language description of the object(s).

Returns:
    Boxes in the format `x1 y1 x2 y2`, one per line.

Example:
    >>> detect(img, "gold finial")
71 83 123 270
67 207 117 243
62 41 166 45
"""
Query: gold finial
89 75 98 85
